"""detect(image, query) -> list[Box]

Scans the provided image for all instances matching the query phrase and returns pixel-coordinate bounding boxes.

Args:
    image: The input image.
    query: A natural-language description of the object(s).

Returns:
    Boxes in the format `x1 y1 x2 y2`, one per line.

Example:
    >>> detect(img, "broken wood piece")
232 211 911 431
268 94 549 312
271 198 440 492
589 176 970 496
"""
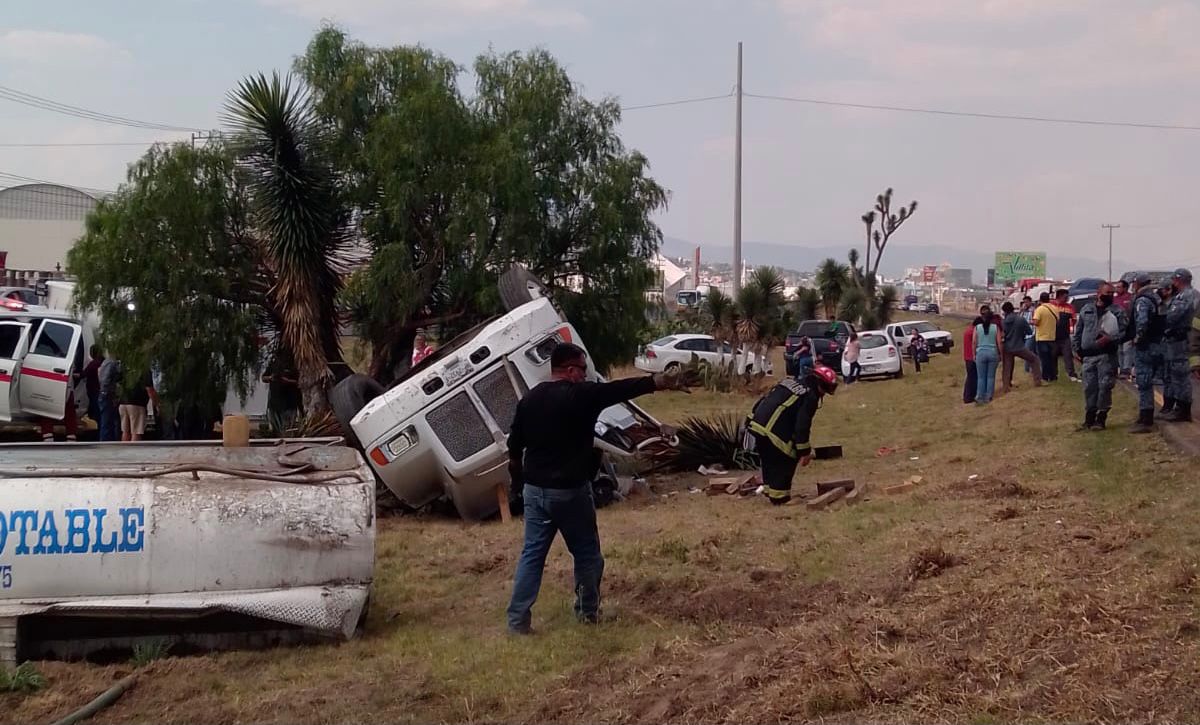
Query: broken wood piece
806 486 848 510
907 475 924 485
883 482 915 496
816 478 856 495
706 477 738 496
845 481 869 505
814 445 844 460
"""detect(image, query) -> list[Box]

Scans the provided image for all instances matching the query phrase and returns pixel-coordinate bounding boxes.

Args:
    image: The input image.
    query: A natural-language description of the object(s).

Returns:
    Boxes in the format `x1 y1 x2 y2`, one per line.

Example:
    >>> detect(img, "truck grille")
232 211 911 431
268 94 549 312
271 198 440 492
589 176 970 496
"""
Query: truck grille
426 391 493 462
473 366 519 434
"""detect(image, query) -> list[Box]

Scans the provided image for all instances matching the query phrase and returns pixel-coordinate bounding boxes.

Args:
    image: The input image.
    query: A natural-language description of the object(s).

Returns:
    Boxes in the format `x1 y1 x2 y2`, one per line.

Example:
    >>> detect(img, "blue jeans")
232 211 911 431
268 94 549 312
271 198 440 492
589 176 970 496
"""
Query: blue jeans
99 394 121 442
975 347 999 402
507 484 604 632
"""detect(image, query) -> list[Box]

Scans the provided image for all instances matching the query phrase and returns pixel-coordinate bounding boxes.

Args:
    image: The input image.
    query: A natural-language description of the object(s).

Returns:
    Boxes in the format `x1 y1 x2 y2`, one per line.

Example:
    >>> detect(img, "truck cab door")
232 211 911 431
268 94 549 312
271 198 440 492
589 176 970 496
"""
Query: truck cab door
18 319 82 420
0 321 32 422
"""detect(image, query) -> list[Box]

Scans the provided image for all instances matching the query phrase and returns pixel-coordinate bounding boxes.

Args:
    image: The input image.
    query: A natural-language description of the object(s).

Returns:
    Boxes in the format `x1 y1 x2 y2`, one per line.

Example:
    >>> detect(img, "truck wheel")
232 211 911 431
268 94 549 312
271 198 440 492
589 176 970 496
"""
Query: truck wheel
330 373 384 449
498 267 552 312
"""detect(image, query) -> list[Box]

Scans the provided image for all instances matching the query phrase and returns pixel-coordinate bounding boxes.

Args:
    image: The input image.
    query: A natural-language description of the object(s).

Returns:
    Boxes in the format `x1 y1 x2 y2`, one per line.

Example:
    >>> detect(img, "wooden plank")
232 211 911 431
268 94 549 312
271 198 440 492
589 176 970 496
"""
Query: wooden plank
883 482 916 496
845 481 869 505
816 478 855 495
806 486 849 510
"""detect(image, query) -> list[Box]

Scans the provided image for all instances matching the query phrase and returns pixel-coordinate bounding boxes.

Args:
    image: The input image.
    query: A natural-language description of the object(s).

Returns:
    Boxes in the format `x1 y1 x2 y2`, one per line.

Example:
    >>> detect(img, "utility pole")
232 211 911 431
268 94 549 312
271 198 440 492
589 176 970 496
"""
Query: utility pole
733 41 743 295
1101 224 1120 281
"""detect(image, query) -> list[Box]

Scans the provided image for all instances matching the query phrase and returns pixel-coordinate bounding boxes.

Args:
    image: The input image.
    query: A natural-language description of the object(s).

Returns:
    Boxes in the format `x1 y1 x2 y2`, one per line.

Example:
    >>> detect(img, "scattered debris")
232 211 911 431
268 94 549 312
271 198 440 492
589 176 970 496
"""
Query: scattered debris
1071 528 1097 540
807 486 849 510
906 546 961 581
875 446 899 457
968 474 979 481
814 445 844 460
698 465 728 476
909 456 920 461
816 478 856 495
845 481 869 505
991 506 1019 521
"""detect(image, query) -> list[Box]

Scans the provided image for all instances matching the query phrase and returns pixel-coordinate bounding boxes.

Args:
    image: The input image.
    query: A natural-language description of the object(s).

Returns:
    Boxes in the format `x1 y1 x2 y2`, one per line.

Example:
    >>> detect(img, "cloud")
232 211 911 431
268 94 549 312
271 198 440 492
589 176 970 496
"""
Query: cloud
259 0 588 34
0 29 131 66
773 0 1200 96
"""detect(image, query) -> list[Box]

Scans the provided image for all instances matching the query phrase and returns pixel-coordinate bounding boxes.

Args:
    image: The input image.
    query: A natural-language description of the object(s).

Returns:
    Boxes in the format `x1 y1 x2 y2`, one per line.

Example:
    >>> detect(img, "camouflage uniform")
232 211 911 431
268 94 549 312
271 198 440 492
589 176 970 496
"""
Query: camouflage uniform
1128 278 1167 432
1162 272 1198 422
1073 299 1126 430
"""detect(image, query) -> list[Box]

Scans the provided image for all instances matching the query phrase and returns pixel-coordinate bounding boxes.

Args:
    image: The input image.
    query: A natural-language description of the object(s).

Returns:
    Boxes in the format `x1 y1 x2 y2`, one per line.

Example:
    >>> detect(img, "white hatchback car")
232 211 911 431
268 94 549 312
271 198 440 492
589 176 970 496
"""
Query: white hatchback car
634 334 769 375
842 330 903 379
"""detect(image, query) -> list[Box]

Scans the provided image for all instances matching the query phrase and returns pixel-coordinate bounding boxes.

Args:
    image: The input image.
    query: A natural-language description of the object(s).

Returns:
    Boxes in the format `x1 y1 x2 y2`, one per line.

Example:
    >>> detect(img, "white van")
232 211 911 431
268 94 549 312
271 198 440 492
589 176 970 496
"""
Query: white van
1 281 268 432
0 303 89 424
333 269 673 521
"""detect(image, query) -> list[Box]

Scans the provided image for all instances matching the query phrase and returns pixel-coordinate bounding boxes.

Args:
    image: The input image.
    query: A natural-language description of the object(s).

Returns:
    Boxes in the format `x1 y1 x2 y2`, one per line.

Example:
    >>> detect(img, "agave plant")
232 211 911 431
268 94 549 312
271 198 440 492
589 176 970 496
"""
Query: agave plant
659 413 759 472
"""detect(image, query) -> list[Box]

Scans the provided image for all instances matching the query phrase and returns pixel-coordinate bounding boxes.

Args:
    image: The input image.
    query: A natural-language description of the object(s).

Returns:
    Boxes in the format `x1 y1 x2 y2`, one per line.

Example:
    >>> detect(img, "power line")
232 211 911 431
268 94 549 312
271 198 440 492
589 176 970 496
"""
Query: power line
0 83 204 133
0 170 114 195
745 92 1200 132
620 90 734 112
0 140 170 148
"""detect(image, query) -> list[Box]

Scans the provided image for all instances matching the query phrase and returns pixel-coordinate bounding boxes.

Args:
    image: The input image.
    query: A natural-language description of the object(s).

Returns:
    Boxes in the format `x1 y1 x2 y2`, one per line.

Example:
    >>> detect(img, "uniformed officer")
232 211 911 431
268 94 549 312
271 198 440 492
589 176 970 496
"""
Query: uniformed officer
1128 273 1166 433
1161 269 1198 423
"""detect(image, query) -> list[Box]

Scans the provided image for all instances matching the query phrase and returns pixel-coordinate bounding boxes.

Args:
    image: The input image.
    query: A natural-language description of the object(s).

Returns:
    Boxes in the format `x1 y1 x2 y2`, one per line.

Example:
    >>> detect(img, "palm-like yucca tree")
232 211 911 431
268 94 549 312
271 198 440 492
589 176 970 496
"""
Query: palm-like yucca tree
794 287 821 321
876 285 899 328
225 72 350 415
703 288 737 364
815 258 849 319
734 267 786 372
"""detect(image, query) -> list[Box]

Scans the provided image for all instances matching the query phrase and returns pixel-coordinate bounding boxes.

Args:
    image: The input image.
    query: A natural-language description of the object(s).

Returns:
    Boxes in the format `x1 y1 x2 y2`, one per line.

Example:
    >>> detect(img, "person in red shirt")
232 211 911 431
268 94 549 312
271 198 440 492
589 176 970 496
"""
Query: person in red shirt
963 316 980 404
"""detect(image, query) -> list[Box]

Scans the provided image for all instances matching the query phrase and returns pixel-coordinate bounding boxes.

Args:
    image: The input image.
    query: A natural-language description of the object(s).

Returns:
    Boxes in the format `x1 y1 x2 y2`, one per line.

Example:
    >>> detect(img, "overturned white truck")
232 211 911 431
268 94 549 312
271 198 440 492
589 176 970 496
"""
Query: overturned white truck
0 440 374 666
332 269 673 521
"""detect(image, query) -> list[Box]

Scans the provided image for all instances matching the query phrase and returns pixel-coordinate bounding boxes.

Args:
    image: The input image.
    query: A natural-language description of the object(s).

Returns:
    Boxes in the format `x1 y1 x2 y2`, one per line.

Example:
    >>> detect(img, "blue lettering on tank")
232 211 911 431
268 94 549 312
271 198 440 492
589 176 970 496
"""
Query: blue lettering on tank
0 507 144 556
10 511 37 555
33 510 63 555
91 508 118 554
117 508 145 553
64 509 90 554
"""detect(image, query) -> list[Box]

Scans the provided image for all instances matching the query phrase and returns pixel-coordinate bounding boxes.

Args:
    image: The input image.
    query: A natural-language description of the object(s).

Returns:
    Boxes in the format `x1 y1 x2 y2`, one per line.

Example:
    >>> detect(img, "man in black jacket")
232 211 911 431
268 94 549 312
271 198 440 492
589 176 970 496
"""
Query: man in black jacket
748 364 838 504
505 343 683 634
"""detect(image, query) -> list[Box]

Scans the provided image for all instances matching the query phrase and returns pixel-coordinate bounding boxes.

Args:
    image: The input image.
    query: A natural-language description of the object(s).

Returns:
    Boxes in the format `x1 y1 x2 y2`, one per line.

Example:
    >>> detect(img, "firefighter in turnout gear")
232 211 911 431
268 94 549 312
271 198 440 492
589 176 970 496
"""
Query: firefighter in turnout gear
748 364 838 505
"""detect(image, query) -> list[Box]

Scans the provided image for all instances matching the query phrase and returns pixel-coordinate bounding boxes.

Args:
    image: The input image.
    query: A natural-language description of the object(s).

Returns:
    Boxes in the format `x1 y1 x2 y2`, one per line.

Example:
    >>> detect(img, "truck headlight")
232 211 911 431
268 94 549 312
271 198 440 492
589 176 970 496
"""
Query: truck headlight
387 428 418 458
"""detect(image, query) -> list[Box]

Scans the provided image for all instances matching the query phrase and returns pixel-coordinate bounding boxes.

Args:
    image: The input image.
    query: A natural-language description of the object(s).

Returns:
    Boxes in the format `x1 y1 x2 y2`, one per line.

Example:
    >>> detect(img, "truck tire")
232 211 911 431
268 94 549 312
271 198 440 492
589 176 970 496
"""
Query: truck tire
498 267 552 312
330 373 384 449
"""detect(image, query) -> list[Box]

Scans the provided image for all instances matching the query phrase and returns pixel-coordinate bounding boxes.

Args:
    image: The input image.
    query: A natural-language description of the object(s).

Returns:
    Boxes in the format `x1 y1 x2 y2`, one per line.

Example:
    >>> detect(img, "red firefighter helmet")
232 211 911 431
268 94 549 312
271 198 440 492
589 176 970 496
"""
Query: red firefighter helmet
810 364 839 395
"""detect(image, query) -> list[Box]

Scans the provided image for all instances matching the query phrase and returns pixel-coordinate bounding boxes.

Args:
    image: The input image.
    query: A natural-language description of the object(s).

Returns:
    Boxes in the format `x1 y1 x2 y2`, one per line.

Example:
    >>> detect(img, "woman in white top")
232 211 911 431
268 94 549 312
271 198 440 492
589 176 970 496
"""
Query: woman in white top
843 333 861 383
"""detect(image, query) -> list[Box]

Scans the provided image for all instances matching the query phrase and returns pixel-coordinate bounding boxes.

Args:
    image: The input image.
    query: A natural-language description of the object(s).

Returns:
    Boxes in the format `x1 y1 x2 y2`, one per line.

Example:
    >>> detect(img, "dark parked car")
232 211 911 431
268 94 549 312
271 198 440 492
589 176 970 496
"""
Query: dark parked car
784 319 855 375
1067 277 1105 313
925 302 940 314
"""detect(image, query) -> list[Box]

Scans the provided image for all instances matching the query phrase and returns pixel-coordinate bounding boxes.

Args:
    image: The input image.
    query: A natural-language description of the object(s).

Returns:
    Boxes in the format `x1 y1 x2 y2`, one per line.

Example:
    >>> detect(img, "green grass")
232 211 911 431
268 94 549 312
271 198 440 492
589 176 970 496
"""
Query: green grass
0 663 45 694
8 318 1200 724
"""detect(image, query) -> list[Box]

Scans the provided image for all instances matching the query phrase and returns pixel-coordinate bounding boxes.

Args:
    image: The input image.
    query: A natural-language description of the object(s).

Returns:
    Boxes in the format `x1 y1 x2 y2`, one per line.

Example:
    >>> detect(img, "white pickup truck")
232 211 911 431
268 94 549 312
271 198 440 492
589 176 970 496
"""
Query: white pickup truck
0 439 375 666
332 269 673 521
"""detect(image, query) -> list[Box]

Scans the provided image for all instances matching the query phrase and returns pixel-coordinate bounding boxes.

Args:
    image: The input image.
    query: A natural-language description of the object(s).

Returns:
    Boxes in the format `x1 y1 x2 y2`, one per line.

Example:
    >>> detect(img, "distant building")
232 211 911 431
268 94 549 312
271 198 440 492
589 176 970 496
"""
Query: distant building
650 253 689 303
0 183 103 272
944 268 973 288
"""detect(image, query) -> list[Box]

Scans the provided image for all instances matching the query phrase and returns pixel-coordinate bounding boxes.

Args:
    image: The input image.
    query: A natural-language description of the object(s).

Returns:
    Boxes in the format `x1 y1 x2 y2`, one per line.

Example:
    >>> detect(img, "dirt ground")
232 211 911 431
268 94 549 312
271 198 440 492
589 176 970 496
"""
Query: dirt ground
7 322 1200 724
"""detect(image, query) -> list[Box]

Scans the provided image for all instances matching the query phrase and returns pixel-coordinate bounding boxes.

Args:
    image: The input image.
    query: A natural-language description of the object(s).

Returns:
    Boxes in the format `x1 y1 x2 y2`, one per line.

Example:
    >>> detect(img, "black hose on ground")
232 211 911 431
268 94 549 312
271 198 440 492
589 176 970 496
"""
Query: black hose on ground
48 672 138 725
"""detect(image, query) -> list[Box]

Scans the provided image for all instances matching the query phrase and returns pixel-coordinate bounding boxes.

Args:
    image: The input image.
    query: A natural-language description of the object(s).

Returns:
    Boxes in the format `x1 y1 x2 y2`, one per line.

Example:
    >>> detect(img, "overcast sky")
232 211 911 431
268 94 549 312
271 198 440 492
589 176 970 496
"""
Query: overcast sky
3 0 1199 269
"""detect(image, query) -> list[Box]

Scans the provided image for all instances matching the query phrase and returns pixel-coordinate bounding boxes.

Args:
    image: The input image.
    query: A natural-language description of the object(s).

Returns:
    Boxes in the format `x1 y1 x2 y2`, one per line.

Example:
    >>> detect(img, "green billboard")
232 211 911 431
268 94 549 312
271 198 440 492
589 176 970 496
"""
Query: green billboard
993 252 1047 284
